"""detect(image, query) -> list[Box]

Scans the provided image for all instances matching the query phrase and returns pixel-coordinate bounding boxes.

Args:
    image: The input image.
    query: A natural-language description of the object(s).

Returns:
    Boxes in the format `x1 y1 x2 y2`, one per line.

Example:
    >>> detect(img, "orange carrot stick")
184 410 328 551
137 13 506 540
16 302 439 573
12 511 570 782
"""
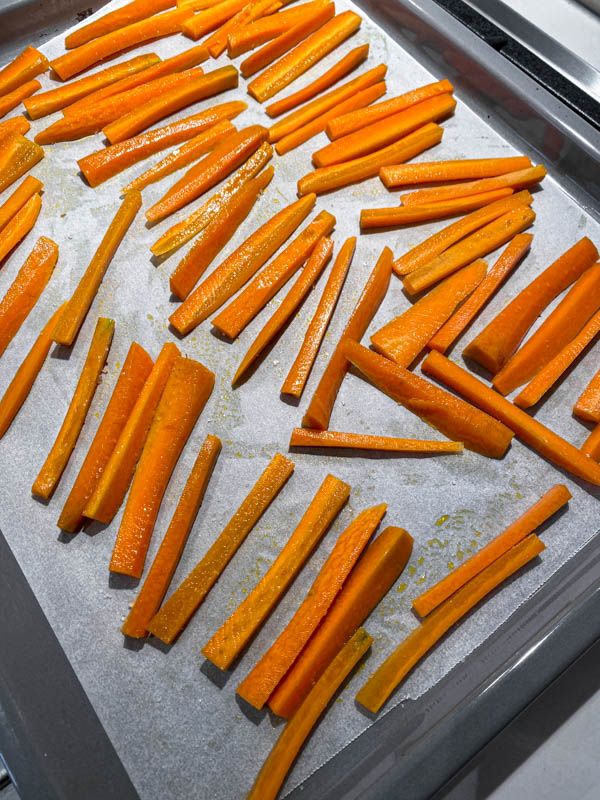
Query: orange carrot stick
52 191 141 347
574 369 600 424
0 117 30 136
0 80 41 119
0 193 41 265
122 434 222 637
147 453 294 643
298 122 443 196
57 342 154 533
170 165 274 299
402 206 536 296
211 208 336 338
0 175 43 234
84 342 179 523
380 156 533 188
226 0 327 57
289 429 463 453
582 424 600 460
356 534 545 713
429 234 532 354
422 350 600 484
0 134 44 194
268 527 412 718
237 503 386 709
78 101 245 187
181 0 250 40
109 356 214 578
371 259 487 367
169 193 316 334
65 0 176 49
204 0 281 58
31 317 114 500
0 237 57 357
301 246 390 430
202 473 350 670
0 47 48 96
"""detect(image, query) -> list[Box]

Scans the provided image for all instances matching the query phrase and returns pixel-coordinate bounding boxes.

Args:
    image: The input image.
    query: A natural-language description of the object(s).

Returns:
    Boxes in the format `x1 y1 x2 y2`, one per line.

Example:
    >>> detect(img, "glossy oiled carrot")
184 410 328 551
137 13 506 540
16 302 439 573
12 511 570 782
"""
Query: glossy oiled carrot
582 424 600 461
212 208 336 338
302 246 391 430
203 0 280 58
356 535 545 713
170 166 274 300
0 193 41 265
182 0 250 40
0 117 30 136
574 369 600 423
371 260 487 368
429 234 532 354
66 0 176 49
227 0 326 57
0 47 48 96
0 134 44 194
0 237 57 358
31 317 114 500
290 429 463 453
202 473 350 670
0 80 41 119
169 193 316 334
380 156 533 188
52 191 141 346
84 342 179 524
422 350 600 484
0 176 43 234
147 453 294 643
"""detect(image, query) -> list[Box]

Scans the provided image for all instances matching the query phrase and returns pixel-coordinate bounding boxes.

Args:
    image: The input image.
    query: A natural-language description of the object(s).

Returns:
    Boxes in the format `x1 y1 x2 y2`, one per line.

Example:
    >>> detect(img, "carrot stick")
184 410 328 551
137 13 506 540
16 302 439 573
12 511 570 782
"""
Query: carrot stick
289 429 463 453
247 10 362 102
429 234 532 354
202 473 350 670
52 191 141 347
78 101 245 187
393 190 534 277
268 527 412 718
147 453 294 643
31 317 114 500
84 342 179 524
0 303 66 439
0 134 44 194
582 424 600 460
212 208 336 338
325 78 454 139
574 369 600 424
169 193 316 334
301 246 390 430
356 534 545 713
179 0 233 9
371 259 487 367
122 434 222 637
150 141 272 255
65 0 176 49
0 47 48 96
380 156 533 188
0 193 41 265
146 123 267 222
266 43 369 117
298 122 443 196
0 80 41 119
421 350 600 484
170 165 274 299
0 237 57 357
181 0 251 40
0 117 30 136
403 206 536 296
57 342 154 533
109 356 214 578
226 0 326 57
203 0 280 58
0 175 43 234
237 503 386 709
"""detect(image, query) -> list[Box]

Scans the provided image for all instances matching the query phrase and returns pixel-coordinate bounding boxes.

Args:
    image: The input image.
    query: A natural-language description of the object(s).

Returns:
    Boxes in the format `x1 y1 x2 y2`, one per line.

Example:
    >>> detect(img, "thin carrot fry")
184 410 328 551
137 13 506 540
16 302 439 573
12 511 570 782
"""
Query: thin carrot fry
182 0 251 40
31 317 114 500
380 156 533 188
0 193 42 265
226 0 327 57
180 0 233 9
0 47 48 96
0 80 41 119
0 175 43 234
582 424 600 460
202 473 350 670
203 0 280 58
0 134 44 194
0 117 30 136
574 369 600 424
356 535 545 713
52 191 141 346
66 0 176 48
147 453 294 644
290 429 463 453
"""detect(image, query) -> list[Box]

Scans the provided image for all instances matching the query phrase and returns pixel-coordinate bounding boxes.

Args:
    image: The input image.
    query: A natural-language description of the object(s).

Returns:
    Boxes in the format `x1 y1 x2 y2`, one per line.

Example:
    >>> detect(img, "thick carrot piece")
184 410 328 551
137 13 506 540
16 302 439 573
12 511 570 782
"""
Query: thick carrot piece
302 246 391 430
226 0 323 57
429 234 532 354
344 340 513 458
371 260 487 368
413 485 570 618
0 80 41 119
147 453 294 644
290 429 463 453
298 123 443 196
248 629 372 800
84 342 179 523
0 176 43 234
170 193 316 334
52 191 141 347
182 0 250 40
582 424 600 460
203 0 280 58
574 369 600 424
0 135 44 195
0 237 57 357
357 535 545 713
170 166 274 300
31 318 114 500
212 209 336 338
422 351 600 484
0 193 41 265
0 303 66 439
326 78 454 139
403 206 536 296
493 263 600 395
202 473 350 670
122 434 222 638
57 343 153 533
380 156 533 187
269 527 412 718
0 117 30 136
0 47 48 96
65 0 176 49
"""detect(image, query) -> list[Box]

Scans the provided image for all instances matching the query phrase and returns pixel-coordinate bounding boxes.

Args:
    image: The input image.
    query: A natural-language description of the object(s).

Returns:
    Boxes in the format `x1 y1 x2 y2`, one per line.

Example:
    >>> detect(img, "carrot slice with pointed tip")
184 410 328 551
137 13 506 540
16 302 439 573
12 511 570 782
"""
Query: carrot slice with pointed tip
227 0 328 57
0 80 41 119
582 425 600 460
0 47 48 96
182 0 250 40
0 175 43 234
380 156 533 188
574 369 600 424
203 0 281 58
289 429 463 453
0 134 44 194
0 117 30 136
65 0 176 49
0 192 41 265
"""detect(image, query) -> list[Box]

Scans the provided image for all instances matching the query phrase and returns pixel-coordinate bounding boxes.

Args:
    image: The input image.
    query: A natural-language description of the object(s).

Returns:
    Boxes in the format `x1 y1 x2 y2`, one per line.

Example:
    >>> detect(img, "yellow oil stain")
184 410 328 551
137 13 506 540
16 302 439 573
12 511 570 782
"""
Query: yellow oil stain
447 561 455 570
457 549 464 560
396 582 407 593
417 556 424 565
416 576 426 585
147 314 153 321
435 514 450 527
427 537 447 548
408 566 415 575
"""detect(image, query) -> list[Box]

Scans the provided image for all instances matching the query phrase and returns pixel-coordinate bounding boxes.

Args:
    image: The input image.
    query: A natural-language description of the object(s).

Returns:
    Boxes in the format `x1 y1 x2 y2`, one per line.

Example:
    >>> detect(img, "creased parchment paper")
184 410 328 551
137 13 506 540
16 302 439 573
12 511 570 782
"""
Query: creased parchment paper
0 2 599 797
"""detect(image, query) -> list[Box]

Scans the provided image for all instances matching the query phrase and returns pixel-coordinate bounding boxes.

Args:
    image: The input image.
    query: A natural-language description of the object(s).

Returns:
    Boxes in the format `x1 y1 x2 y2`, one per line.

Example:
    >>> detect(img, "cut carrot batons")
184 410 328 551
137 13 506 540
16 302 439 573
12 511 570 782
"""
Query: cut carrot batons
31 317 114 500
0 192 42 265
0 80 41 119
227 0 324 57
574 369 600 424
65 0 177 49
380 156 533 187
202 473 350 670
0 46 48 96
0 134 44 194
182 0 251 40
203 0 281 58
147 453 294 644
0 175 43 234
290 429 463 453
0 117 30 136
582 424 600 461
